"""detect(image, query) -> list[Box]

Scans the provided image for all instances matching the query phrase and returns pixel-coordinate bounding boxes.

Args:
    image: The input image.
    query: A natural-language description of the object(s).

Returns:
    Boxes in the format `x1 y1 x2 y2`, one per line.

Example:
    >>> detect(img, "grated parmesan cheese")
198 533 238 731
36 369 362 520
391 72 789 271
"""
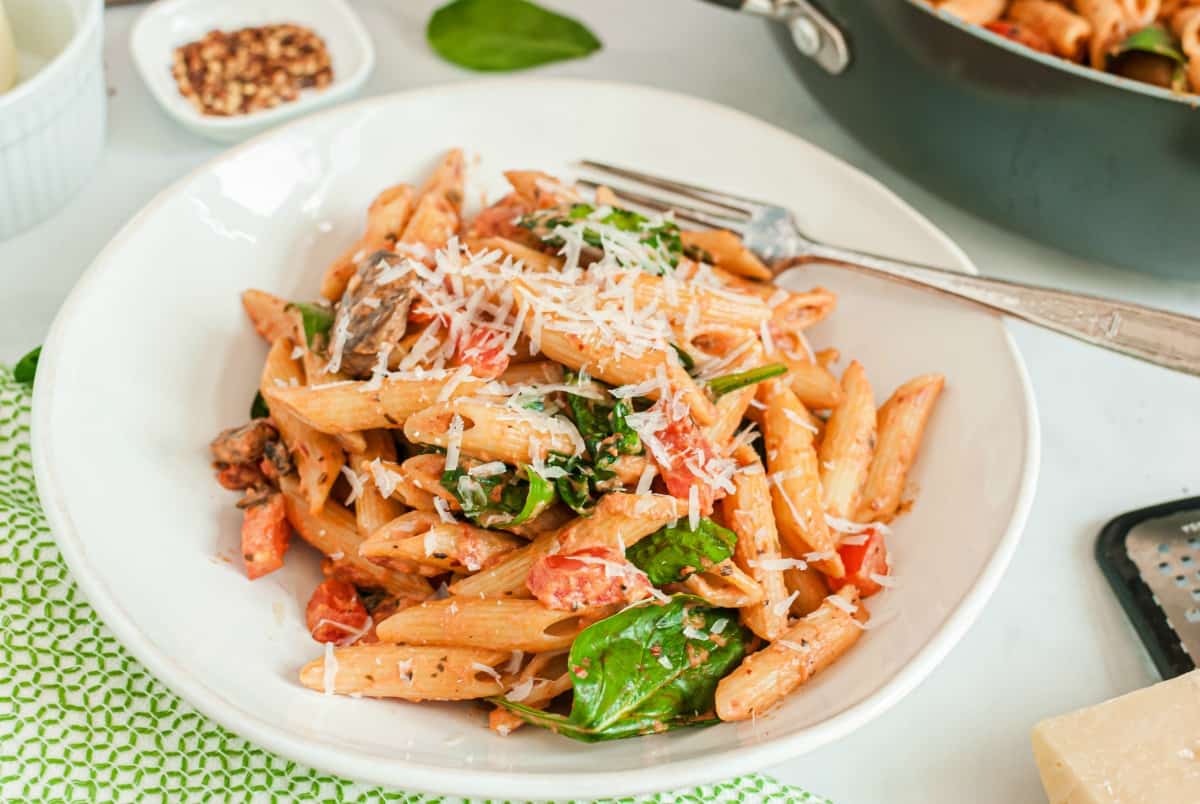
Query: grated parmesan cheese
340 465 365 506
444 413 465 472
322 642 338 695
773 590 800 617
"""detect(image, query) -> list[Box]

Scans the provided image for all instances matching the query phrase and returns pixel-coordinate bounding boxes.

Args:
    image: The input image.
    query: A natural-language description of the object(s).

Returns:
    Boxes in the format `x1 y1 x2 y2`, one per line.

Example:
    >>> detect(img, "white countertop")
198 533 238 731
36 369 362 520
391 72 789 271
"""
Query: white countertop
4 2 1198 801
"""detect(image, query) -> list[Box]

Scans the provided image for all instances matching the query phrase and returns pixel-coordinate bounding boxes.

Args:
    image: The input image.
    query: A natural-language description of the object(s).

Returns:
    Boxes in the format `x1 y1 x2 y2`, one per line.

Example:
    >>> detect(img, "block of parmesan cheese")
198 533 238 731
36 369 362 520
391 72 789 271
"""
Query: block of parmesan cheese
1031 670 1200 803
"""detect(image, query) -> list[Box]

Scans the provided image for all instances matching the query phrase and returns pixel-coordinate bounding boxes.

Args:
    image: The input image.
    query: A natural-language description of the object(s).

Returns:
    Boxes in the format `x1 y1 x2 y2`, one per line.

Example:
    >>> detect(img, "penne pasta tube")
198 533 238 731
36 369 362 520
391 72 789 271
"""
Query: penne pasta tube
762 379 844 578
361 511 524 576
394 454 459 507
512 280 717 426
677 559 765 608
504 169 581 208
320 183 415 301
351 430 404 538
715 587 865 721
299 644 508 700
783 561 832 618
263 373 486 435
404 398 585 465
722 461 791 641
818 361 876 520
1119 0 1161 26
1173 7 1200 91
261 339 344 513
1072 0 1129 66
242 289 292 343
376 597 606 652
469 236 564 273
775 355 844 410
336 431 368 454
937 0 1007 23
497 360 565 386
592 185 620 207
680 229 773 280
856 373 945 522
1008 0 1093 59
400 149 464 251
815 348 840 369
625 271 770 330
705 341 766 450
281 477 432 602
769 287 837 337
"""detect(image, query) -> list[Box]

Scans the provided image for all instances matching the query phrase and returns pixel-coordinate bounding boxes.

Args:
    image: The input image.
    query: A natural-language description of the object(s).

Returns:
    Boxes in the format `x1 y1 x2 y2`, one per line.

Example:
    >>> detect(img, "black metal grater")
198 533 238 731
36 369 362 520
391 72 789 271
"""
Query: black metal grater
1097 497 1200 680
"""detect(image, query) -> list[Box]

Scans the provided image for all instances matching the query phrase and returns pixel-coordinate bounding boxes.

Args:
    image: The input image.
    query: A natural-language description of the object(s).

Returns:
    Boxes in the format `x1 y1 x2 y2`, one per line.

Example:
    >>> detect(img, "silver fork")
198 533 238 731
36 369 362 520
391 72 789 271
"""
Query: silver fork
578 159 1200 378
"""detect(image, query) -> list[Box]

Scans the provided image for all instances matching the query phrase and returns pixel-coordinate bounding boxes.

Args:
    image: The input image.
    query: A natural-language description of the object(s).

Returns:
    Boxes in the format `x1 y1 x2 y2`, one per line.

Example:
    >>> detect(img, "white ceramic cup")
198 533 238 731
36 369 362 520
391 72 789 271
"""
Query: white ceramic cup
0 0 105 241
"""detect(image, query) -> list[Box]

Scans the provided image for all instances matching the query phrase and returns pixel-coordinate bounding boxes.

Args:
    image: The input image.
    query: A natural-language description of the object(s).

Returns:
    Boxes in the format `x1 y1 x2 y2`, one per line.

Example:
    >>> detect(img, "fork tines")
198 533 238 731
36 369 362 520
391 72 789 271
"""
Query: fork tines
576 159 765 234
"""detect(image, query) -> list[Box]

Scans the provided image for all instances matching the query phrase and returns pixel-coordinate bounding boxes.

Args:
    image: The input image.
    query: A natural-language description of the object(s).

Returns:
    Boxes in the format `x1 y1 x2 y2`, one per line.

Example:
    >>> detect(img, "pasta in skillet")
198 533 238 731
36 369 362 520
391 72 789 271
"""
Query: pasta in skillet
207 150 944 741
931 0 1200 93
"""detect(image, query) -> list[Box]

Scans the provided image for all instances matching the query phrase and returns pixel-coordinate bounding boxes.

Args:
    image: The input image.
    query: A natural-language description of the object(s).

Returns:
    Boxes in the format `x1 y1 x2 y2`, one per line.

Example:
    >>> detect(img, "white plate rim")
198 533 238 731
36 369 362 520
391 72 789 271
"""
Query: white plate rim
31 78 1041 799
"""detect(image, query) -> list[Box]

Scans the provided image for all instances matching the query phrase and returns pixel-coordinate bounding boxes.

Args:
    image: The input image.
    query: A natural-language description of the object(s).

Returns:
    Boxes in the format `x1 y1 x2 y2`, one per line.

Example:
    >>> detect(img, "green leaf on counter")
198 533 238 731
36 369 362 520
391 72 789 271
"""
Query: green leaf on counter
626 518 738 586
493 596 749 741
13 346 41 385
427 0 601 72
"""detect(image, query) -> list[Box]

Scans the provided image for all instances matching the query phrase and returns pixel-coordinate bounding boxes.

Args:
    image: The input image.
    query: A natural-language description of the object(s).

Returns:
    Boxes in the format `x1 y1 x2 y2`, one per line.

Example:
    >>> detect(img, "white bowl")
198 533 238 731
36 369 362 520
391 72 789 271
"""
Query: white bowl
0 0 105 240
31 80 1039 799
130 0 374 144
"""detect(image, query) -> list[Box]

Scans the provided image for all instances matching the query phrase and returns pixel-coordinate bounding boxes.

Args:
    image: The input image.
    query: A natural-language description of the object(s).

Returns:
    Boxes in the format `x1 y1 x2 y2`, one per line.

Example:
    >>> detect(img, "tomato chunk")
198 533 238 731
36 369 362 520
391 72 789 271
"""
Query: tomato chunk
984 22 1052 54
527 546 651 612
306 578 371 644
828 526 889 598
454 325 511 379
651 401 725 516
240 493 291 580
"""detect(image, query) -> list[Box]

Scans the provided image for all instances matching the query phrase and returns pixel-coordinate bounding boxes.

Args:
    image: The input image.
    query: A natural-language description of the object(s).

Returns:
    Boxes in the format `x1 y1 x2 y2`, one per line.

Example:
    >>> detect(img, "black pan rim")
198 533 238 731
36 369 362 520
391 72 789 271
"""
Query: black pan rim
902 0 1200 109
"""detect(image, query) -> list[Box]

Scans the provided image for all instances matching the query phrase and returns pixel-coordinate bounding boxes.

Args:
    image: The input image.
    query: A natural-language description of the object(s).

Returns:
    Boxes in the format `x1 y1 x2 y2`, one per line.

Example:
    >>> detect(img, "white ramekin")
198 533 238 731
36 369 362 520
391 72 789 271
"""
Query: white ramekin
0 0 106 241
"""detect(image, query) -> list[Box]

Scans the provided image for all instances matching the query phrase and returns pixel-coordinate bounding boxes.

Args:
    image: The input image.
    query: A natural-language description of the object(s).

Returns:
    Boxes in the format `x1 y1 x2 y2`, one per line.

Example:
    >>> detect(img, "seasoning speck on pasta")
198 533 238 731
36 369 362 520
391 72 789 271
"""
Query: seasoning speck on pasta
208 149 944 741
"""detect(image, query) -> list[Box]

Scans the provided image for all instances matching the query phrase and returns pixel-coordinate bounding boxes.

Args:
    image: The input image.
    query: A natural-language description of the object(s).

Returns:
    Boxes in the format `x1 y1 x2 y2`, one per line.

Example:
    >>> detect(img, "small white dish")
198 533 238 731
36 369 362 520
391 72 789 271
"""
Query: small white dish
130 0 374 144
32 80 1039 798
0 0 105 240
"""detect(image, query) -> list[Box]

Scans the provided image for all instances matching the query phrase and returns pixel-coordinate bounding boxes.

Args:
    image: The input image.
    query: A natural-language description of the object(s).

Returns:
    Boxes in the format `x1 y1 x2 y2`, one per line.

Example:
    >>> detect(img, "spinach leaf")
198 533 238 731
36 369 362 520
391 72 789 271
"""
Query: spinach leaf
520 204 685 271
626 518 737 586
250 391 270 419
670 343 696 374
494 596 749 741
13 346 41 385
427 0 601 72
285 302 334 349
708 362 788 397
441 464 555 528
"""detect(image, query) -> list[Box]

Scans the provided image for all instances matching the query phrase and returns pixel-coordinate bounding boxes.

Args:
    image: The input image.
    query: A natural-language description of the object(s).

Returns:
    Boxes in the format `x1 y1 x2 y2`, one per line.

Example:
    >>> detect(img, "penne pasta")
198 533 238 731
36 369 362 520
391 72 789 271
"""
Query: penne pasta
677 559 765 608
1008 0 1093 59
680 229 773 280
856 373 945 522
818 361 877 520
762 379 844 578
782 561 832 618
715 587 865 721
938 0 1007 23
281 477 432 602
242 289 292 343
299 643 509 700
263 373 486 435
351 430 404 538
377 597 606 652
722 461 791 641
261 339 344 513
361 511 524 576
320 183 415 301
404 398 585 465
400 149 464 251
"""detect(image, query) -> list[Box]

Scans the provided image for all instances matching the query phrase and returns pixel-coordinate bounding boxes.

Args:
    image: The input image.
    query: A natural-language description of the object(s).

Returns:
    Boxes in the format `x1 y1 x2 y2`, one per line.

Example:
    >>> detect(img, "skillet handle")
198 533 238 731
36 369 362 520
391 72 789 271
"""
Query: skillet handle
792 244 1200 378
696 0 852 75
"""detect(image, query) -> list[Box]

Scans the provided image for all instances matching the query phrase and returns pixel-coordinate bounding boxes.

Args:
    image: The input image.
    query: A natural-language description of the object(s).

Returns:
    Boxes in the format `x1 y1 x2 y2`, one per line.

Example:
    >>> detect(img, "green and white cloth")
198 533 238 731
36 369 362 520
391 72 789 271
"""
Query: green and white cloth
0 366 828 803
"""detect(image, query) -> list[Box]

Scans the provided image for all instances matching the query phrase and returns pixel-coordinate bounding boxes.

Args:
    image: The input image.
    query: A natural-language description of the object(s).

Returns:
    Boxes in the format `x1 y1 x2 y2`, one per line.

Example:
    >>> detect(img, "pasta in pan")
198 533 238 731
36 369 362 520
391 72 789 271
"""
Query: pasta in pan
207 151 944 741
931 0 1200 92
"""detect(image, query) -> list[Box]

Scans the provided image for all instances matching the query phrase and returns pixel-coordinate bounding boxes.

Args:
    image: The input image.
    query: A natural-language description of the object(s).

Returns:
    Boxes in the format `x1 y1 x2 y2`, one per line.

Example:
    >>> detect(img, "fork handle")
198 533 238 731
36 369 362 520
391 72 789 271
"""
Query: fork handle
791 243 1200 377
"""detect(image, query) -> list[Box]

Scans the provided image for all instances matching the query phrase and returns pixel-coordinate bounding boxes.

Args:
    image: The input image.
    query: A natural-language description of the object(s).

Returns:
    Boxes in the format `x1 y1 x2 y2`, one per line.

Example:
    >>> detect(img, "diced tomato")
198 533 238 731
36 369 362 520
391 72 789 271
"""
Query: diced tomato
828 527 890 598
527 546 651 612
305 578 371 644
984 21 1052 54
652 401 725 516
454 326 511 379
240 493 291 580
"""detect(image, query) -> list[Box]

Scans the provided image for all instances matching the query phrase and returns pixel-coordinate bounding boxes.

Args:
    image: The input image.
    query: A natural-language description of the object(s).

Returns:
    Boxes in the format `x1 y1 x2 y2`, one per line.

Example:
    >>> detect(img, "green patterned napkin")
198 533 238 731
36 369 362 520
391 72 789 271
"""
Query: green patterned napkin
0 365 828 803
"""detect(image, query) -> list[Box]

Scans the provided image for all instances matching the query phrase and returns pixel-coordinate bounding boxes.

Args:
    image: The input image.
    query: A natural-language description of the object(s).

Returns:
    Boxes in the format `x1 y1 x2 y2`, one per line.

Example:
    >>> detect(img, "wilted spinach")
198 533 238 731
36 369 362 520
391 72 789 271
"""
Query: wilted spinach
494 596 749 741
285 302 334 349
626 518 738 586
441 463 555 529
